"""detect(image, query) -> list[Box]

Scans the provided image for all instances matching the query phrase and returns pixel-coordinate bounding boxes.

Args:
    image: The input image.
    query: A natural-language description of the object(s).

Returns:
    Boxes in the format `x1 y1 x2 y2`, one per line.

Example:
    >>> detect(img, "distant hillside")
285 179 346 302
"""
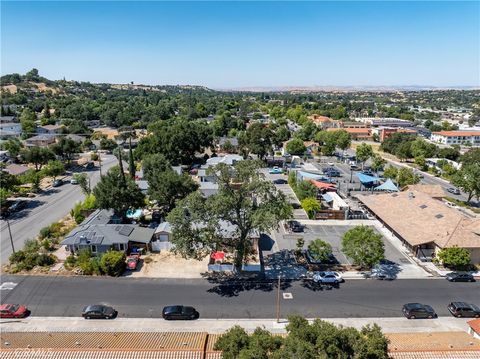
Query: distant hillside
0 68 214 95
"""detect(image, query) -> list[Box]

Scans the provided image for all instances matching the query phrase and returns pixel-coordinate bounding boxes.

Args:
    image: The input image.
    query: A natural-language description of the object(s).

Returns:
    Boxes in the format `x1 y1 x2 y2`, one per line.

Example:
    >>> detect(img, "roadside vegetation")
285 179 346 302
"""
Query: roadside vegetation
215 314 389 359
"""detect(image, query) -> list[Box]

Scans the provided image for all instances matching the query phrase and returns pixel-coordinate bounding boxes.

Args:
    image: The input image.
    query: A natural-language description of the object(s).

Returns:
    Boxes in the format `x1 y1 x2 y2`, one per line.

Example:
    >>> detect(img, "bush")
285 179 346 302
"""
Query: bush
143 256 153 264
24 239 40 253
65 254 77 269
91 153 99 161
74 212 85 224
39 226 52 239
9 250 26 264
308 239 333 262
437 246 471 269
300 197 320 219
100 250 126 276
42 239 53 251
35 253 56 266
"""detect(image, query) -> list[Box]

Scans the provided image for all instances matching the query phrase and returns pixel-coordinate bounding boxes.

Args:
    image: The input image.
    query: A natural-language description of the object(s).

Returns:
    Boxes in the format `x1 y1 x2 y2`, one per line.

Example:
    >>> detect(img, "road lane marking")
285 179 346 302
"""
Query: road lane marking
283 293 293 299
0 282 17 290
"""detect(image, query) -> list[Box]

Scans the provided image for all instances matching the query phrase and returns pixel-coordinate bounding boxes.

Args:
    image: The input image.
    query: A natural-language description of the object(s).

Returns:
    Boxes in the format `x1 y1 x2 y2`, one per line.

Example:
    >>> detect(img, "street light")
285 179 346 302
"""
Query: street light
4 216 15 254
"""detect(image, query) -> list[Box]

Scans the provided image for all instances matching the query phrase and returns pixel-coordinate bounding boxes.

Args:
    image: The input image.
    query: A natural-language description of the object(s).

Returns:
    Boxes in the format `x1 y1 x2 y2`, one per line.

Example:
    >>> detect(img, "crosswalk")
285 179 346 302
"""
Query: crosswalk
0 282 18 290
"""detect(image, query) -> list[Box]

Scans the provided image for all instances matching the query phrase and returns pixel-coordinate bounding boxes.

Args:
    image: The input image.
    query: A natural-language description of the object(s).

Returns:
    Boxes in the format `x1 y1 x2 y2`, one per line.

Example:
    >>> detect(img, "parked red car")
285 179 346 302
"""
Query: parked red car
0 304 29 318
126 254 140 270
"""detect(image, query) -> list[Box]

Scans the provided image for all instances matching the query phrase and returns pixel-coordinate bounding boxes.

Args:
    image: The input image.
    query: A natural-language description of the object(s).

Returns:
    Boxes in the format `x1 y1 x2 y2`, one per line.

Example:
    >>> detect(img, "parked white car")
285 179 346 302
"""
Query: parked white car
312 271 343 284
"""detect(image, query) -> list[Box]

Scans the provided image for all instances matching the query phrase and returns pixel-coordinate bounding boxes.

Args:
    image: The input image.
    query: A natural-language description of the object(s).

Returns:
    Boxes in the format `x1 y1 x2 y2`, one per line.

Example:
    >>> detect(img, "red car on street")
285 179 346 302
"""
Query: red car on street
126 254 140 270
0 304 29 318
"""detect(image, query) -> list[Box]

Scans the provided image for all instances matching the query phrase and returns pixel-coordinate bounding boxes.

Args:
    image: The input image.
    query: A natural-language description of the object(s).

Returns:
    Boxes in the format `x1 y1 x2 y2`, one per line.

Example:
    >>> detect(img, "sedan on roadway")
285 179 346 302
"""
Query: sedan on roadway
446 272 475 282
162 305 199 320
312 271 343 284
269 167 283 174
82 305 117 319
402 303 437 319
447 187 461 195
0 304 29 319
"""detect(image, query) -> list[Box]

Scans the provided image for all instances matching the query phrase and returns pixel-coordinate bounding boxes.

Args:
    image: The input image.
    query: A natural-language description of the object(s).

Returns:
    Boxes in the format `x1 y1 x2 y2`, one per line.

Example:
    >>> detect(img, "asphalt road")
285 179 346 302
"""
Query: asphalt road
1 275 479 319
0 155 118 265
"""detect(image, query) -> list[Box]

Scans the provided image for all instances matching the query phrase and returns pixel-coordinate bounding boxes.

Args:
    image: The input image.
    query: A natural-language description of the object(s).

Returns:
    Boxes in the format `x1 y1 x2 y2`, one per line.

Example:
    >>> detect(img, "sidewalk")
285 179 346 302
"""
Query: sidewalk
1 316 472 334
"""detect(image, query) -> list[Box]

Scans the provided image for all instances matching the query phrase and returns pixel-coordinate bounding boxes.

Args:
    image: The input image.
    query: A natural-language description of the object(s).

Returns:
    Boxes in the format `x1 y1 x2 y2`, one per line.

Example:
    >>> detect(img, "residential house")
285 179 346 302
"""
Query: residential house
431 131 480 147
25 134 56 147
468 319 480 340
217 136 239 153
0 115 16 123
2 163 30 177
206 154 243 166
308 115 340 129
358 190 480 263
0 122 22 139
61 209 154 254
36 124 64 135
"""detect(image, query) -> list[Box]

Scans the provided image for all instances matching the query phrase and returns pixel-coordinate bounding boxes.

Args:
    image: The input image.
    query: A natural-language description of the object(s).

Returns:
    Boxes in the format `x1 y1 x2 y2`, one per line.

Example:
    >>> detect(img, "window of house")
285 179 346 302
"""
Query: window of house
118 243 125 251
91 245 97 253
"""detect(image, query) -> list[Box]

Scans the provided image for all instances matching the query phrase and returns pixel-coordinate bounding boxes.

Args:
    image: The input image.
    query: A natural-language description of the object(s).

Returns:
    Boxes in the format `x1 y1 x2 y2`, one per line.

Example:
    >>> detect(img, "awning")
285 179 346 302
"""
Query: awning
322 193 333 202
211 251 225 260
309 179 336 190
298 171 325 180
356 172 381 184
375 178 399 192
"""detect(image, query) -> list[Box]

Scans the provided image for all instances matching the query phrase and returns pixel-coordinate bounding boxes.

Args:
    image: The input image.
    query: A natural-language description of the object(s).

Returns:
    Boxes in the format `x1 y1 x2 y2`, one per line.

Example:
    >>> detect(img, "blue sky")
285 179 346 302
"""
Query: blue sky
1 1 479 88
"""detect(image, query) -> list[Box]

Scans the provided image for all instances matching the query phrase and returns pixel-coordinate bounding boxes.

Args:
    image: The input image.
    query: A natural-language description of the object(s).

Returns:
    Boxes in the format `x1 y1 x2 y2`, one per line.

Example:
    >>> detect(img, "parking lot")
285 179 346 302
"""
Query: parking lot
277 224 409 267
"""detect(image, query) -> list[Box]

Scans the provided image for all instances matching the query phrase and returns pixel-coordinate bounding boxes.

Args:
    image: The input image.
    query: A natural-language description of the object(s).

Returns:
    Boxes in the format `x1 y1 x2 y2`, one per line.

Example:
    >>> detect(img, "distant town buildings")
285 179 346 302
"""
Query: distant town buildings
430 131 480 147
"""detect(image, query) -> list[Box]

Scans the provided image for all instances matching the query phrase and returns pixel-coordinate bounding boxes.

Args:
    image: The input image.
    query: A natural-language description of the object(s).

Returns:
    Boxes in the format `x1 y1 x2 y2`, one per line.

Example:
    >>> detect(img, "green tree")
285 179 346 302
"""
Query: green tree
286 138 306 155
437 246 471 270
239 122 274 159
336 129 352 151
396 167 420 187
307 239 332 262
451 164 480 203
100 138 117 152
295 180 317 201
382 166 398 180
315 131 337 156
300 197 320 219
342 225 385 269
93 166 145 220
395 141 413 162
100 250 126 276
167 160 292 268
0 138 23 158
52 137 80 164
21 146 54 171
19 108 36 136
370 154 386 174
43 160 65 181
356 143 374 168
142 153 171 181
148 170 198 212
73 173 90 195
0 171 18 192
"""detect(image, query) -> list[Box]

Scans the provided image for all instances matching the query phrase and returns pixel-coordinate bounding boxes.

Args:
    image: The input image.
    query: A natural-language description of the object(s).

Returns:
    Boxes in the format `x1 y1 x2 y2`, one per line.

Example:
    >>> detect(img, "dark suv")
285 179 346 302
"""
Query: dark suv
82 305 117 319
447 302 480 318
402 303 437 319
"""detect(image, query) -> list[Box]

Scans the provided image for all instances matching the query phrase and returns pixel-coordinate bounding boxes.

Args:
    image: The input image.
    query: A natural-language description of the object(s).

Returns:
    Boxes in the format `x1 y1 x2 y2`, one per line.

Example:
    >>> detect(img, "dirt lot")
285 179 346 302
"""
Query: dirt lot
126 251 210 278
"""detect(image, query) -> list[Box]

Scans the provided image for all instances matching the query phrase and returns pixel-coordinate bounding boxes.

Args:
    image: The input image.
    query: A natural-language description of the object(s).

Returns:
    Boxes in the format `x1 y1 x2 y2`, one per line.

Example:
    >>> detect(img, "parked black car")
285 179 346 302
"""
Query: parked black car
82 305 117 319
273 179 288 184
446 272 475 282
447 302 480 318
402 303 437 319
8 200 28 213
162 305 199 320
287 220 303 232
323 167 341 177
52 179 63 187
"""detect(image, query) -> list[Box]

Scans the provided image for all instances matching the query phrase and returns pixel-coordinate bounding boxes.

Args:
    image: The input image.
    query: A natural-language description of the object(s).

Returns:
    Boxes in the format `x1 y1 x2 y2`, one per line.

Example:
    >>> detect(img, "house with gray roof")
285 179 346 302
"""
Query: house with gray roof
61 209 154 255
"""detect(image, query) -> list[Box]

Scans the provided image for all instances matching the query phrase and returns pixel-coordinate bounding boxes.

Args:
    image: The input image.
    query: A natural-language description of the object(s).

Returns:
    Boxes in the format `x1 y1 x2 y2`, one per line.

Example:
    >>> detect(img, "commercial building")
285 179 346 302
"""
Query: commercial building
371 127 417 142
358 190 480 264
430 131 480 147
355 117 414 128
326 127 373 141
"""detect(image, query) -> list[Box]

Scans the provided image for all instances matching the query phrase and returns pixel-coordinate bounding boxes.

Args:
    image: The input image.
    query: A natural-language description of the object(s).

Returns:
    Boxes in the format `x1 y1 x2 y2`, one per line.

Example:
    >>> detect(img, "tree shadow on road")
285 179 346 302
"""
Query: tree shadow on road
300 279 341 292
204 276 293 297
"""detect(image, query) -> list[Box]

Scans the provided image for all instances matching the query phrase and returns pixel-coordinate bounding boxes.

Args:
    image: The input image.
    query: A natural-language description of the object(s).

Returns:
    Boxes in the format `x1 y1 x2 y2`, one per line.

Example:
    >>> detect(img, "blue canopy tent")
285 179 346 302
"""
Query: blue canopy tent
298 171 326 181
356 172 382 189
374 178 399 192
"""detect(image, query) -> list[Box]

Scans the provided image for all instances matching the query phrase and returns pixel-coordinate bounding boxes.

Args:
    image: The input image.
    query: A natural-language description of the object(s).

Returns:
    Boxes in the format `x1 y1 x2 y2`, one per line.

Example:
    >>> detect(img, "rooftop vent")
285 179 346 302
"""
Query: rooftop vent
435 214 444 219
420 204 428 209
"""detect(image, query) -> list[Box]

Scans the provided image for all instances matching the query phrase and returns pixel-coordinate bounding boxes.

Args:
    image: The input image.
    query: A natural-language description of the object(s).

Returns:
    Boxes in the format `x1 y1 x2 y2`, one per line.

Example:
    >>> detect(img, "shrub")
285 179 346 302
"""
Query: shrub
35 253 56 266
308 239 333 262
39 226 52 239
74 212 85 224
91 153 99 161
100 250 126 276
437 246 471 269
65 254 77 269
9 250 26 264
42 239 53 251
300 197 320 219
24 239 40 253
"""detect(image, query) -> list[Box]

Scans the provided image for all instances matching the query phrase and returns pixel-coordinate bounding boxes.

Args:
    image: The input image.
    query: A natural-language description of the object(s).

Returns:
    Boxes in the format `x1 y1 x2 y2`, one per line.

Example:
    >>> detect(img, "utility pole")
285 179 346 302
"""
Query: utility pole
6 218 15 254
98 152 102 177
276 276 281 323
